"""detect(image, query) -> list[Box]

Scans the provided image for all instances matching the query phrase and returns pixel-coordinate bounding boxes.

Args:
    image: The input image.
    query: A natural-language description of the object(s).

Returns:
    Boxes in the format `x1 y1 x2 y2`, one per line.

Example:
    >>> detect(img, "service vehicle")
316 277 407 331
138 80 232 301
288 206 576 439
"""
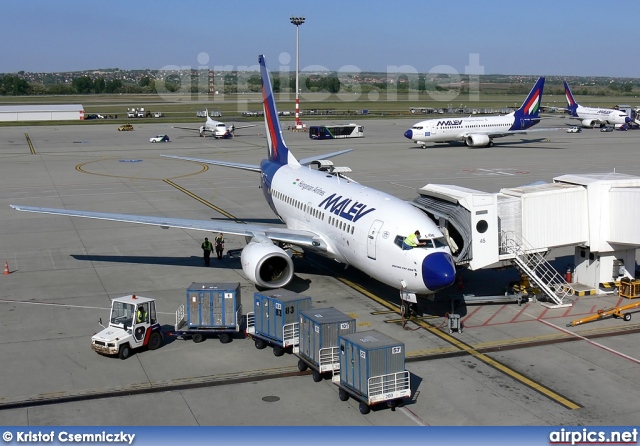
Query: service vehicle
154 112 164 118
118 124 133 131
149 134 170 143
91 294 163 359
601 126 614 132
566 126 581 133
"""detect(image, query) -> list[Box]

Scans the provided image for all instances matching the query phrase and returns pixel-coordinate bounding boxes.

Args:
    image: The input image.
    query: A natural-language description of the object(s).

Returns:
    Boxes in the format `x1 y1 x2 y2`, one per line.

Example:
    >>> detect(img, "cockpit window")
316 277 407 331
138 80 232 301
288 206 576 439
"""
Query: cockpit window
432 237 448 248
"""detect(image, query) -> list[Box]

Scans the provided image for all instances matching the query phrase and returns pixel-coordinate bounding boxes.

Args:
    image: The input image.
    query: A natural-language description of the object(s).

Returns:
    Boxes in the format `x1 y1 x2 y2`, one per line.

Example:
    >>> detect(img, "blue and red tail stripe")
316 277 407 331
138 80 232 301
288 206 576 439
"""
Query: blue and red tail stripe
259 55 299 166
563 81 578 115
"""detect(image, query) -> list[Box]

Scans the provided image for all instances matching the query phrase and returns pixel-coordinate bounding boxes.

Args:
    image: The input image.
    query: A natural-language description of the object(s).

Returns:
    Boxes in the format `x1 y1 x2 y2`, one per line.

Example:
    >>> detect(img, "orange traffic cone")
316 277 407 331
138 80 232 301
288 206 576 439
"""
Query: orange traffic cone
3 261 9 275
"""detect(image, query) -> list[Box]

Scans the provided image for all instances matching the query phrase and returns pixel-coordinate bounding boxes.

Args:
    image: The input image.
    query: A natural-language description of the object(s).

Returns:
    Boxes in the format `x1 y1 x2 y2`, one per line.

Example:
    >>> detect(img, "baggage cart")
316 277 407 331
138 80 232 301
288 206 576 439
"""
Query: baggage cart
245 289 312 356
170 283 242 344
333 330 411 414
295 307 355 382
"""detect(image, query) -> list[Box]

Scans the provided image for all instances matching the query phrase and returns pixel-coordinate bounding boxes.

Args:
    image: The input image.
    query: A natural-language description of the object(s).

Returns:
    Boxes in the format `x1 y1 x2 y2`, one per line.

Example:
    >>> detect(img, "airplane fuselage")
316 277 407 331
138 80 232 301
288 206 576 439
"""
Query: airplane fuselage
404 114 537 147
259 160 455 294
572 106 629 126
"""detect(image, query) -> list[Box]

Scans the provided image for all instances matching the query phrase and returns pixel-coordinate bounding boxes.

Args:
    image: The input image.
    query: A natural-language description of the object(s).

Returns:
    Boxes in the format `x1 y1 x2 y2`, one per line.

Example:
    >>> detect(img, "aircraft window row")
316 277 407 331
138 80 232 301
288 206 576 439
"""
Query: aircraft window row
328 216 355 235
271 189 325 221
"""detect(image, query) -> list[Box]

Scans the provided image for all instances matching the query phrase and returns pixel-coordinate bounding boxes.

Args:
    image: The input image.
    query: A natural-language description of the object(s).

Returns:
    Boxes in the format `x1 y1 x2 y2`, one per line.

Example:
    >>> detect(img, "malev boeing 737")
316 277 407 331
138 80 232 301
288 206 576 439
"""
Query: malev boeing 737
404 77 545 148
563 80 630 128
11 55 456 302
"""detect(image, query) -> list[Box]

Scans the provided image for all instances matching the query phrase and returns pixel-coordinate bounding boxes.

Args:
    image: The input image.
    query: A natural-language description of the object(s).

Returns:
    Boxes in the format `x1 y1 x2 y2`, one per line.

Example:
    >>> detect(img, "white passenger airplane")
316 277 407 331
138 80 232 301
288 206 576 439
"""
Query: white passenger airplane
174 110 257 138
404 77 546 148
563 81 630 128
11 55 456 306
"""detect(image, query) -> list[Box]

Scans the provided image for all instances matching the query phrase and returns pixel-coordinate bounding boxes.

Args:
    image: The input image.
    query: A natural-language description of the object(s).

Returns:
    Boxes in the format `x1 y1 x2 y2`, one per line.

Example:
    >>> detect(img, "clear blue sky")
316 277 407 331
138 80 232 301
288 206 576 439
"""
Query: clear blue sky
4 0 635 77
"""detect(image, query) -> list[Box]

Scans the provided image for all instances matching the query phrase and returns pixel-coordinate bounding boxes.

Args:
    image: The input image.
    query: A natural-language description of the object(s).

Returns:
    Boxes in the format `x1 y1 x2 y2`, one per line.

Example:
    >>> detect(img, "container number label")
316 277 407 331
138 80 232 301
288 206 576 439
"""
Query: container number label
275 303 282 310
360 351 366 359
392 346 402 354
275 304 294 317
340 323 349 330
224 293 233 299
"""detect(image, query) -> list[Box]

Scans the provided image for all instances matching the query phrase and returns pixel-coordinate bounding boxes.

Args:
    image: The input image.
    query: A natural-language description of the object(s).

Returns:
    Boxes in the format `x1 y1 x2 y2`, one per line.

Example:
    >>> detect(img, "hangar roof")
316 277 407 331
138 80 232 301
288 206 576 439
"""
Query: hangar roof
0 104 84 112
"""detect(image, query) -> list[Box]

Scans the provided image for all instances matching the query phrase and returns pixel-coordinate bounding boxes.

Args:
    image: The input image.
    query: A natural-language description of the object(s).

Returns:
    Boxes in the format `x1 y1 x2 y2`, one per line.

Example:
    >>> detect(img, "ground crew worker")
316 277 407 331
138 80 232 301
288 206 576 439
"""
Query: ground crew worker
214 233 225 260
202 237 213 266
402 230 426 250
136 305 147 324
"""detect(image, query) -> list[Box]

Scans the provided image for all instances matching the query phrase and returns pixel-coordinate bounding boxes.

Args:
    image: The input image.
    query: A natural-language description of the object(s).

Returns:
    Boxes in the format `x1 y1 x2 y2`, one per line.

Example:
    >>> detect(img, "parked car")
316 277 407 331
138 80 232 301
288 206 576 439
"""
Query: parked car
153 112 164 118
149 134 170 143
566 126 581 133
600 126 614 132
118 124 134 131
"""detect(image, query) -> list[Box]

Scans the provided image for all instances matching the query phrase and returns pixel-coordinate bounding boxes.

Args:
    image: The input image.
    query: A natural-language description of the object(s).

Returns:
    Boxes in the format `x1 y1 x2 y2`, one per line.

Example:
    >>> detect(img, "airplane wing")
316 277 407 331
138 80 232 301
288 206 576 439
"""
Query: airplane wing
230 124 258 131
160 149 353 172
9 205 327 250
172 126 202 132
463 128 562 140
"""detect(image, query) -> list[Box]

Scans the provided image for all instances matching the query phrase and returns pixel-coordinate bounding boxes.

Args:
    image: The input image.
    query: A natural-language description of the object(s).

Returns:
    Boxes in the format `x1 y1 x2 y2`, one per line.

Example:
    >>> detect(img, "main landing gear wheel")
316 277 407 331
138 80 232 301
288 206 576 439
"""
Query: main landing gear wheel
401 304 410 318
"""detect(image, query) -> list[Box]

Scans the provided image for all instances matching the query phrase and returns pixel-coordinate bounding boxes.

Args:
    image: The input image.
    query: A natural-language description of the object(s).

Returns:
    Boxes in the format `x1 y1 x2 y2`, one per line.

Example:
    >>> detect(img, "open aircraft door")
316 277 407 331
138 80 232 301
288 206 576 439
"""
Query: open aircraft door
367 220 384 260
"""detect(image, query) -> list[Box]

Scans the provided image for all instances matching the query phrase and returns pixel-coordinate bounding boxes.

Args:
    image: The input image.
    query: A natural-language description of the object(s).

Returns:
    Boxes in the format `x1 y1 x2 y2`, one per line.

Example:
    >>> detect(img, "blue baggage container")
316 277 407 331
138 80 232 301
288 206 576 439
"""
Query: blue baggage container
185 283 241 329
338 330 409 401
299 307 355 369
253 289 312 344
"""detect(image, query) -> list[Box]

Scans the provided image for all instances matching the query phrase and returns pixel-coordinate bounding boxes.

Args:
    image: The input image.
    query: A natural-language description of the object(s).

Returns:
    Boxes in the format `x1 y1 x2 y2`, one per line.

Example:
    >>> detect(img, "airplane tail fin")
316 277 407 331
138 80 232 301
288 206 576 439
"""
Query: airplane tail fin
511 77 544 130
259 54 300 166
563 81 579 116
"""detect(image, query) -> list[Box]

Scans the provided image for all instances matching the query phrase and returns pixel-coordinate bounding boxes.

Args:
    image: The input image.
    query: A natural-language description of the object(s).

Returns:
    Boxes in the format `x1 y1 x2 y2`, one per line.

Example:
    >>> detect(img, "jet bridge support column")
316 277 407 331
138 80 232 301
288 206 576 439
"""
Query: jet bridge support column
573 247 636 291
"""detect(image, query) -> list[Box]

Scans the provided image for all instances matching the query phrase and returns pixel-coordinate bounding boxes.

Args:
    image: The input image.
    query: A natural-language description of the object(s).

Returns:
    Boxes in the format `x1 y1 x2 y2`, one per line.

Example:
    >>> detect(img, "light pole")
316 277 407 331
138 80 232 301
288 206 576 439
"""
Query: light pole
290 16 305 128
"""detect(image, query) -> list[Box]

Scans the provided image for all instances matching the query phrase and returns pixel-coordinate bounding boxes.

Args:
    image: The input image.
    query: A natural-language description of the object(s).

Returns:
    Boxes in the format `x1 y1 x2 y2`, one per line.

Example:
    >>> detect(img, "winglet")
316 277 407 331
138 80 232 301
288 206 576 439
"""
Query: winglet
259 55 300 166
563 81 579 116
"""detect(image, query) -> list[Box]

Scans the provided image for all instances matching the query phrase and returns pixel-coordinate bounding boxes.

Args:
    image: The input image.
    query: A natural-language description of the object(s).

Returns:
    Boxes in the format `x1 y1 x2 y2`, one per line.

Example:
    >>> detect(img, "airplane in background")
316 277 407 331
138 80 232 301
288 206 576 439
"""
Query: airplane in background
404 77 547 148
11 55 456 313
174 109 257 138
563 81 630 129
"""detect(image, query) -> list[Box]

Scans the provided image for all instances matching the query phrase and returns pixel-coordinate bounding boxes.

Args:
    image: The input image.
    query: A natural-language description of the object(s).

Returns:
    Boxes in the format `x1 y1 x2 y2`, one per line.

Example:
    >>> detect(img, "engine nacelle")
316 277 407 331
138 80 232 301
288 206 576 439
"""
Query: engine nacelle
581 119 596 128
241 239 294 288
465 134 491 147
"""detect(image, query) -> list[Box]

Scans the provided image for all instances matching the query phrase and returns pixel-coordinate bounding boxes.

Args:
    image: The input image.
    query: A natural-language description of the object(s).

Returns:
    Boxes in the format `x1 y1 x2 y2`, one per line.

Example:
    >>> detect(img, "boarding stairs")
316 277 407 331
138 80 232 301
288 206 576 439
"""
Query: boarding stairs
500 231 574 308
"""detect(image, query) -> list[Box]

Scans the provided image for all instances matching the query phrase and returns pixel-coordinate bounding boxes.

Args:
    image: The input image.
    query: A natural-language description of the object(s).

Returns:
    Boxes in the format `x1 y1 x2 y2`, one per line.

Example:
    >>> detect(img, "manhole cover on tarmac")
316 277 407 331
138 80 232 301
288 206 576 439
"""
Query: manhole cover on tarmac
261 396 280 403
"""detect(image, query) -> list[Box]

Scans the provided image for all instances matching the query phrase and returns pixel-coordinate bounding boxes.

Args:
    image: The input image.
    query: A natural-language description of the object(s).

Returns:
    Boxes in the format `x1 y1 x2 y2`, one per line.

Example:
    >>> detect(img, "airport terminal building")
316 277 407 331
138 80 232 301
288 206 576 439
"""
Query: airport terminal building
0 104 85 121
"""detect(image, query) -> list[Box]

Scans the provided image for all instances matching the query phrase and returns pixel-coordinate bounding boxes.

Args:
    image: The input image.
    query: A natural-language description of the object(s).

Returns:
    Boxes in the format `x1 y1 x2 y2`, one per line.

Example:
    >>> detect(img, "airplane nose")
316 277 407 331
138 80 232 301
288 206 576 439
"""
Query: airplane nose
404 129 413 139
422 251 456 292
625 117 631 123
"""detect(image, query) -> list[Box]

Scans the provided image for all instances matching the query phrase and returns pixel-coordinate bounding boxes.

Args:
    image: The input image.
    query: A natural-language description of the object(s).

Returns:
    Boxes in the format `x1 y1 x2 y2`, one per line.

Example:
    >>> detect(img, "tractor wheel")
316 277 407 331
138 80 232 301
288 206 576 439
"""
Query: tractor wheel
624 313 632 322
118 344 131 360
147 331 163 350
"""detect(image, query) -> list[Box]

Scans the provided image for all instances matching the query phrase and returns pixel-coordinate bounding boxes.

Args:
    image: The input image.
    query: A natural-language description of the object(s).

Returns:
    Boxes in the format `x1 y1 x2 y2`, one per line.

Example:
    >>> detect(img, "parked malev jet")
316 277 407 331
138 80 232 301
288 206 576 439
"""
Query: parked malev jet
404 77 546 148
11 55 456 311
563 81 630 128
174 109 257 138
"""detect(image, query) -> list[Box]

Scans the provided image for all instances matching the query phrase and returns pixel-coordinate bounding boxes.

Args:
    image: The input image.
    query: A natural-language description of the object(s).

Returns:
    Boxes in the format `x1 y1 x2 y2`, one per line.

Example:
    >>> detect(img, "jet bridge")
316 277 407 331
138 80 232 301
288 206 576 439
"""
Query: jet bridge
412 172 640 307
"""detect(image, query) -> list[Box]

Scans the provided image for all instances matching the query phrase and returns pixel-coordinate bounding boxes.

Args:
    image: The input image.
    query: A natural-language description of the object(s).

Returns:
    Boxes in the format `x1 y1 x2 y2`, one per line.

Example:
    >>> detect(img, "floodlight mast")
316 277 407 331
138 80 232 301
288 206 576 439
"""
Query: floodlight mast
290 16 305 128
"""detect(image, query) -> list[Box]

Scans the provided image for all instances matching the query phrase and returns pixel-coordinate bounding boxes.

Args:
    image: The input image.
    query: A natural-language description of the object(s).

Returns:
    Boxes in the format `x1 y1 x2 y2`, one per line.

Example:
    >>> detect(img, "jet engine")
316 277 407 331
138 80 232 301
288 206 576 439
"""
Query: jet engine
581 119 597 128
241 237 294 288
465 134 491 147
